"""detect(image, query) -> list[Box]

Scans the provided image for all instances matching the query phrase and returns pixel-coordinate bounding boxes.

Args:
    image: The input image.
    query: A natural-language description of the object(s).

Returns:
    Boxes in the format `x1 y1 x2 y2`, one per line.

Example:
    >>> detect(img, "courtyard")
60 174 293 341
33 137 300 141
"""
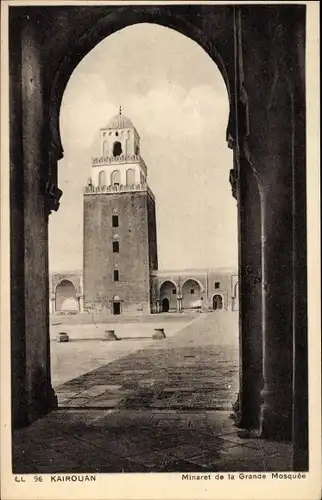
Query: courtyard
50 312 196 387
51 312 238 409
12 312 293 473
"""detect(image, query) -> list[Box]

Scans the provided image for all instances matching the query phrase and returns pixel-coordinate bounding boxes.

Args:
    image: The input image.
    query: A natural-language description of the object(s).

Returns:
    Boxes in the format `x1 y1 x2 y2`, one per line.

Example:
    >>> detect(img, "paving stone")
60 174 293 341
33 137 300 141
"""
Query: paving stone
99 436 157 457
201 443 291 472
61 398 92 407
219 434 293 456
147 458 211 473
163 387 195 392
79 385 122 397
167 444 206 460
148 432 186 450
13 315 292 473
129 449 177 467
77 456 149 473
188 450 222 467
122 370 150 374
88 398 124 408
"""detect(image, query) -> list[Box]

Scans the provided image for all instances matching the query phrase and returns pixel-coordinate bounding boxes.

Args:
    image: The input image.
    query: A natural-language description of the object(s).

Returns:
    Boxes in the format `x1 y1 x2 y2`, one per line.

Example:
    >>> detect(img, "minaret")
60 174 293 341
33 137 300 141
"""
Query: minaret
83 109 158 315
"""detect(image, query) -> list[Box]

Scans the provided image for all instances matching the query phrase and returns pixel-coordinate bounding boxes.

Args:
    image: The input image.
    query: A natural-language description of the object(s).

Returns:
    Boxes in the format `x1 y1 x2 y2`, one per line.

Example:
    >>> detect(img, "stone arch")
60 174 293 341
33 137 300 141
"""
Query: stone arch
111 170 121 186
9 6 309 464
181 279 202 310
55 279 78 312
159 280 177 312
126 168 135 185
181 277 204 294
98 170 106 187
49 9 232 160
212 293 224 311
113 141 122 157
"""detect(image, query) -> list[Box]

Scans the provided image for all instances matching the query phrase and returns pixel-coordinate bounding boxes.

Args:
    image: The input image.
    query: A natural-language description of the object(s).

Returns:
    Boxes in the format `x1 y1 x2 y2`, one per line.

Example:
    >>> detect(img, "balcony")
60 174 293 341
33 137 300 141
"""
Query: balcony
84 182 155 200
91 154 147 175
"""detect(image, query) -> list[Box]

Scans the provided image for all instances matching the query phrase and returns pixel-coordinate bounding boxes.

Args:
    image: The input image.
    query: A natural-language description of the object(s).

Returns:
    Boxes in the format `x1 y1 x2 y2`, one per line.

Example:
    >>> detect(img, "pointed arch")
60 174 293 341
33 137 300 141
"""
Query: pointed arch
212 293 224 311
126 168 135 185
182 278 202 310
113 141 122 157
55 279 78 312
98 170 106 186
159 280 177 311
111 170 121 186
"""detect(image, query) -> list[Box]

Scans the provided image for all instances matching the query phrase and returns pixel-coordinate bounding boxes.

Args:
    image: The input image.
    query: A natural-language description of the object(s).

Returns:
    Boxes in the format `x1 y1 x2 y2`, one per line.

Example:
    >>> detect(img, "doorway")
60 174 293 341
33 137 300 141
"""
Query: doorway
161 298 170 312
213 294 223 310
113 302 121 315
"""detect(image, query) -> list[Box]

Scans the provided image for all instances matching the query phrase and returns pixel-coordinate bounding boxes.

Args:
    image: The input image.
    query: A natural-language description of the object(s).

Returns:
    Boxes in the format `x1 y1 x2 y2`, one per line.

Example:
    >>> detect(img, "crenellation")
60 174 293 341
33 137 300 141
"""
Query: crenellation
84 182 149 195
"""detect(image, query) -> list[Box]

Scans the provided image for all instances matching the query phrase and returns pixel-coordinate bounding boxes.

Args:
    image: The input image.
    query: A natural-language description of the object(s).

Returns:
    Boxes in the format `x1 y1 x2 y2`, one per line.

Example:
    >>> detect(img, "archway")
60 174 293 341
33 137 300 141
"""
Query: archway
55 280 78 312
48 17 235 430
8 4 309 470
159 280 177 312
48 11 232 162
112 295 122 315
181 279 202 310
213 294 223 311
161 298 170 313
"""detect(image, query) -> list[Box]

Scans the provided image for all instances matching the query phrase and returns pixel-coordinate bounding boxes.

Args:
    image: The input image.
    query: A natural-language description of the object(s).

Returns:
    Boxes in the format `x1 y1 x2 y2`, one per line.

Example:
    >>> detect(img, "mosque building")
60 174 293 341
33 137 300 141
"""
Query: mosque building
49 109 238 315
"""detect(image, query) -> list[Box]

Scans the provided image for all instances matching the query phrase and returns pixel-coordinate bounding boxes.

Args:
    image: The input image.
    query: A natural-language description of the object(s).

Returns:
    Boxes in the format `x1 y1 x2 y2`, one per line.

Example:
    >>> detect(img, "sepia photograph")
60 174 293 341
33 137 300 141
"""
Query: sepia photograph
1 1 321 499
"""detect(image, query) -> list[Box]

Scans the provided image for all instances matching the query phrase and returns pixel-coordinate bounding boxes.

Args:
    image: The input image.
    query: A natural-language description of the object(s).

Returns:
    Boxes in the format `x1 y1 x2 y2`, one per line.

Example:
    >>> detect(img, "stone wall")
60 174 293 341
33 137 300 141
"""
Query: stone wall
83 191 152 313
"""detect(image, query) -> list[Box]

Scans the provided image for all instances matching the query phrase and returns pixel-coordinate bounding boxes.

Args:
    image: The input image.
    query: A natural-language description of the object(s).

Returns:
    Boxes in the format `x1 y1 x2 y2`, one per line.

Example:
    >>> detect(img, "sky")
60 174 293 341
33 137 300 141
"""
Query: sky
48 23 237 272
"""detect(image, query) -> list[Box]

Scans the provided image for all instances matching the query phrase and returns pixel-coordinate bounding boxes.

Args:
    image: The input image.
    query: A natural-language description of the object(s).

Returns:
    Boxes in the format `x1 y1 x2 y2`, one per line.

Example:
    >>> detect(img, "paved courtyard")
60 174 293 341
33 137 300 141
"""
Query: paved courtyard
53 312 239 410
12 312 293 473
50 313 195 386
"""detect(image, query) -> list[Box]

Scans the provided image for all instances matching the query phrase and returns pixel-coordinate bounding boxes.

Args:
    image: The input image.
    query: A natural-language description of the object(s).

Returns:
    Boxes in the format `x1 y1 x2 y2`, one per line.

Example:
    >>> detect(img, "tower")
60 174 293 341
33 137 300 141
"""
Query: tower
83 108 158 314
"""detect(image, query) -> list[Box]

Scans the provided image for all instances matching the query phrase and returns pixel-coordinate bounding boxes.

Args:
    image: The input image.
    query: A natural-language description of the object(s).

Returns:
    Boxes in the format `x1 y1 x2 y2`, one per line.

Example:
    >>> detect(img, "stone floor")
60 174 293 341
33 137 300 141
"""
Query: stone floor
54 313 238 409
12 410 293 473
50 314 195 386
12 313 293 473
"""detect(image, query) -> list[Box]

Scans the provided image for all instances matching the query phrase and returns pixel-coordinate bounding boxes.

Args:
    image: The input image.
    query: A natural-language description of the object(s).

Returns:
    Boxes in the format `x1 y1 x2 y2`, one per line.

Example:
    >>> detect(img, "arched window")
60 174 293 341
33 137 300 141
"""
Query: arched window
103 141 109 157
111 170 121 186
126 168 135 185
113 141 122 157
98 170 106 187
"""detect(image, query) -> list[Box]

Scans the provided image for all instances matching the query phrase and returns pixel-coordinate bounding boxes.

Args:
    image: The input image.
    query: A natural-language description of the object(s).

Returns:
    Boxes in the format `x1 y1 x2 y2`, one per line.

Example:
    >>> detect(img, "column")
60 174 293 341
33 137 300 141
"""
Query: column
237 155 263 430
234 6 295 440
16 14 57 427
259 179 293 440
79 295 84 312
10 10 28 428
257 80 293 441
